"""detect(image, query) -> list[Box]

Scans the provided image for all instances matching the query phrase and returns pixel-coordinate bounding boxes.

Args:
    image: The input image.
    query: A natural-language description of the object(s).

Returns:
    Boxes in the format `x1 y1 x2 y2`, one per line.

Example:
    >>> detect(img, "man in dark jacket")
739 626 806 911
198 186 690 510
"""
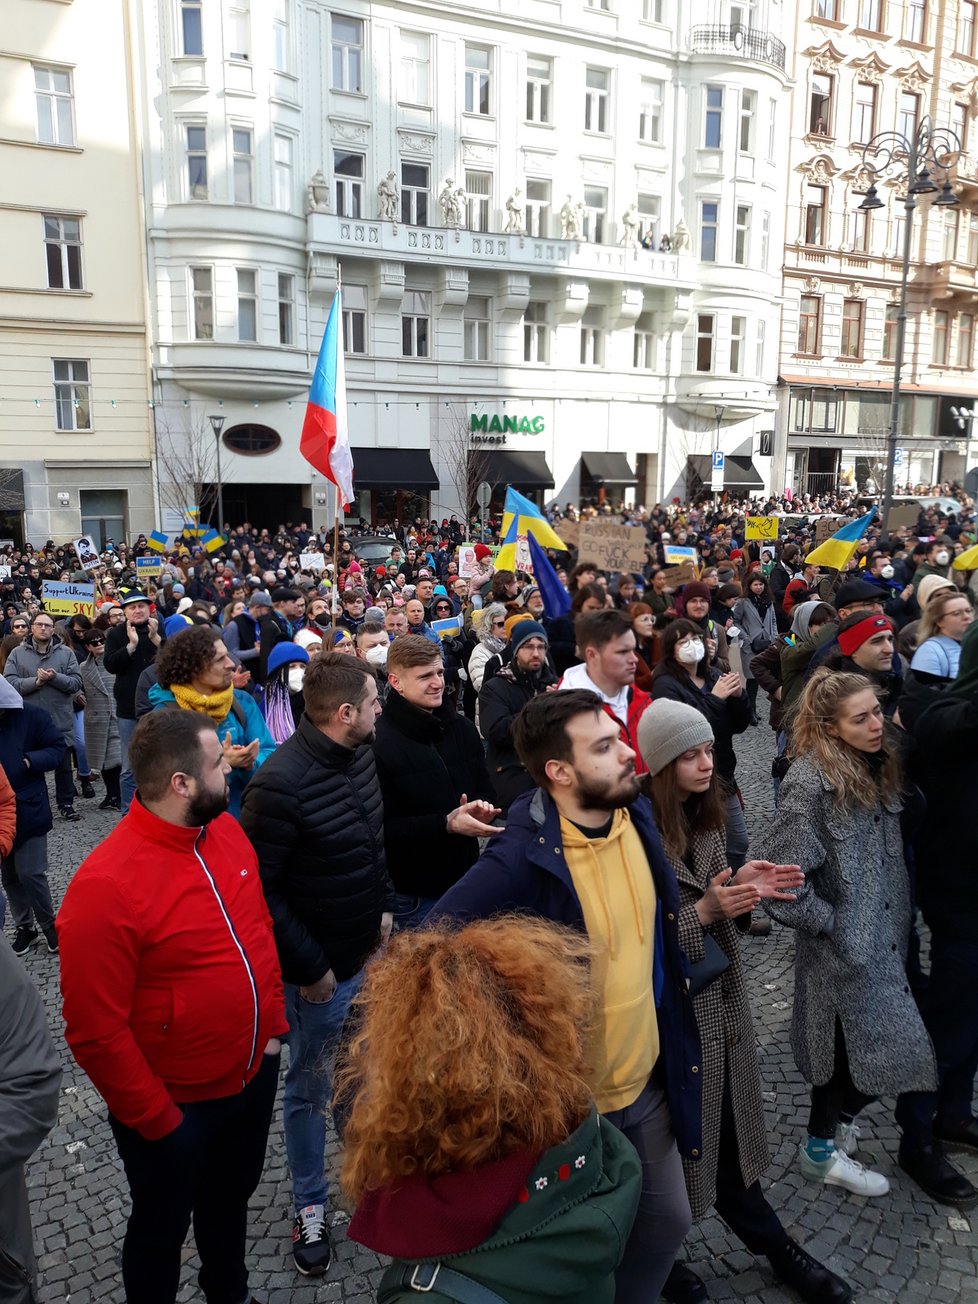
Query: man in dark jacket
0 676 66 956
374 634 499 930
435 689 701 1304
823 612 904 716
479 620 557 811
257 587 302 684
103 589 163 815
240 654 395 1277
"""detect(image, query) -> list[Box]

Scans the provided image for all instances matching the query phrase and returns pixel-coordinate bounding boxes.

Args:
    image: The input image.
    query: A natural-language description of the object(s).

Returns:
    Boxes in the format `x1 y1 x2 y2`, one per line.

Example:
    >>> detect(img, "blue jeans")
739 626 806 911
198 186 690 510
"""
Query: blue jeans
724 787 748 870
283 974 361 1212
73 708 91 778
118 716 138 815
392 892 437 932
0 835 54 932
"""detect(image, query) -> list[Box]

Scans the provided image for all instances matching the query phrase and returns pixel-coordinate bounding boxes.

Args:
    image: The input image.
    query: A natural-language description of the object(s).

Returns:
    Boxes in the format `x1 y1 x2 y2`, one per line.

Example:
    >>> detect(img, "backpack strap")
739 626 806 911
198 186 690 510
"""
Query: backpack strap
229 694 247 728
379 1260 511 1304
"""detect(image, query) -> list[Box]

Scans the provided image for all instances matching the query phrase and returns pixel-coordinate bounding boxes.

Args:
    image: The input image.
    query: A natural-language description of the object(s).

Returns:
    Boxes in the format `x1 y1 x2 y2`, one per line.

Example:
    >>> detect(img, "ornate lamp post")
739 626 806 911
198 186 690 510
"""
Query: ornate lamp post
208 413 226 530
855 116 960 529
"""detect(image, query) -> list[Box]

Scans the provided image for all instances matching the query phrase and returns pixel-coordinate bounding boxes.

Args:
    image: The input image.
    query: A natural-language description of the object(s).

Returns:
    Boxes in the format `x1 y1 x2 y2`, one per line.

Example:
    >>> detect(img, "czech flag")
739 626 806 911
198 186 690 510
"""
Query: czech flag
146 530 168 554
802 508 877 571
301 290 354 509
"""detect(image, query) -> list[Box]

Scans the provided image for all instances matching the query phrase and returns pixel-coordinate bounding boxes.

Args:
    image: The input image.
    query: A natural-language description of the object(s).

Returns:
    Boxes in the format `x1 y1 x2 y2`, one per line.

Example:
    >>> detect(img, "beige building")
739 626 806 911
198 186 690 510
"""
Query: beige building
0 0 154 546
779 0 978 500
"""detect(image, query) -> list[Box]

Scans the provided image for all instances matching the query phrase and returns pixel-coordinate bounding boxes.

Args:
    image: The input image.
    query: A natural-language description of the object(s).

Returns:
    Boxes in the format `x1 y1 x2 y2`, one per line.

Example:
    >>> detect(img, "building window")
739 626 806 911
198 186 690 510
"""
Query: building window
526 55 552 124
584 67 610 133
643 0 664 17
638 193 660 247
961 2 977 56
958 313 974 367
334 149 364 217
756 318 766 374
639 78 663 143
331 15 363 91
190 266 213 339
858 0 882 30
730 1 755 33
952 102 969 154
401 291 430 357
760 211 770 269
523 301 548 362
840 299 864 358
933 309 949 364
586 0 610 8
181 0 203 55
969 212 978 264
34 65 74 146
277 273 294 345
342 285 367 354
232 127 253 204
730 315 746 374
400 161 429 225
53 359 91 430
526 179 551 237
944 210 960 262
273 134 293 211
768 97 777 161
466 171 492 232
849 208 870 253
229 0 250 60
882 304 899 359
700 200 719 261
739 89 756 154
804 185 827 245
797 295 821 354
272 0 290 71
237 268 257 341
814 0 838 16
186 123 207 199
898 92 920 140
809 73 832 136
695 314 715 372
400 31 430 105
704 85 723 148
583 186 607 243
891 210 907 257
905 0 926 42
465 44 491 115
633 315 655 369
223 425 282 455
852 82 877 144
43 214 82 289
734 205 750 265
464 296 490 361
580 308 604 367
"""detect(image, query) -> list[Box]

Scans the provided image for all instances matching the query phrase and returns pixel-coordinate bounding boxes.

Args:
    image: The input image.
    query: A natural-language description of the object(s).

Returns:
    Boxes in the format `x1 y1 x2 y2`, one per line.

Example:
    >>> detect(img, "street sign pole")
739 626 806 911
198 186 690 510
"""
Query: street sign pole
476 480 491 545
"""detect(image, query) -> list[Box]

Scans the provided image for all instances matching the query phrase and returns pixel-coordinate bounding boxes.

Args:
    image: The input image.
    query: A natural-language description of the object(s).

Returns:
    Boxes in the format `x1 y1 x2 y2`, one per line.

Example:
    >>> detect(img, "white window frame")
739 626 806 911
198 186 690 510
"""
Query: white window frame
638 193 661 247
334 149 365 217
277 273 294 345
961 1 977 57
852 81 877 144
898 91 920 141
466 170 492 232
695 314 715 373
231 126 254 204
809 73 833 136
53 358 91 430
905 0 926 43
958 312 974 367
755 318 766 374
236 267 258 341
526 56 552 124
584 67 610 134
181 0 203 56
342 285 367 354
401 291 430 357
932 309 949 365
272 0 291 71
274 133 293 211
638 78 663 143
43 214 83 290
463 296 491 361
523 301 549 362
767 97 777 161
580 308 605 367
185 121 208 199
400 161 429 225
704 85 723 148
526 179 551 237
968 212 978 265
399 31 430 106
734 205 751 265
730 315 746 375
944 210 960 262
464 44 492 116
858 0 882 31
642 0 664 18
331 14 364 92
229 0 250 60
583 186 608 244
34 64 74 146
700 200 719 262
633 318 655 369
760 211 770 269
190 265 213 339
840 298 864 359
739 89 756 154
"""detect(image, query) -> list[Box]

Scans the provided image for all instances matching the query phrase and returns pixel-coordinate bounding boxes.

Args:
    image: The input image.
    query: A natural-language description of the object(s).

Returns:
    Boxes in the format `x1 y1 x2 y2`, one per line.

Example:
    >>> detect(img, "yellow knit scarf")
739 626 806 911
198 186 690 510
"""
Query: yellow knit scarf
170 682 235 723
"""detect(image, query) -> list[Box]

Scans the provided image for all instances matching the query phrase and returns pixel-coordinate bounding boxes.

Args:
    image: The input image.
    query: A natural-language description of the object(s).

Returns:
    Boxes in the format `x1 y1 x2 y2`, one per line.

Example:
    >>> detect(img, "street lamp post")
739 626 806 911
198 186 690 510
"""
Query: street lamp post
208 413 226 530
855 116 960 531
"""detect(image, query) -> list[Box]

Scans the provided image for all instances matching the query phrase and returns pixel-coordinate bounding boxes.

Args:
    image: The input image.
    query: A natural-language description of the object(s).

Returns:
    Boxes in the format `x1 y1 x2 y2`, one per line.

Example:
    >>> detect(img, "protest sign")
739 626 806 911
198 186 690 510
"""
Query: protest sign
888 504 919 532
73 535 100 571
135 556 161 579
746 516 778 542
431 615 462 640
663 543 697 566
0 566 10 580
661 562 697 588
578 522 647 573
41 580 95 618
458 544 478 578
555 519 579 549
299 552 326 572
815 517 842 546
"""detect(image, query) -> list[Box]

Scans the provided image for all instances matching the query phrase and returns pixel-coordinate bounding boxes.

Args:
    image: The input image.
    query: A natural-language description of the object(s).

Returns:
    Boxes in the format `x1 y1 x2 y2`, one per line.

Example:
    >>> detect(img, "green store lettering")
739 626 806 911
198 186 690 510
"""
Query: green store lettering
470 414 545 435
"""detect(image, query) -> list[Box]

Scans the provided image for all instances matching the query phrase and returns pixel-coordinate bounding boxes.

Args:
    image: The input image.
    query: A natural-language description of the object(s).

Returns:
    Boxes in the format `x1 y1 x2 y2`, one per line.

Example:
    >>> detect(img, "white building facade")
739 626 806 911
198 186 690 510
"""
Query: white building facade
134 0 793 528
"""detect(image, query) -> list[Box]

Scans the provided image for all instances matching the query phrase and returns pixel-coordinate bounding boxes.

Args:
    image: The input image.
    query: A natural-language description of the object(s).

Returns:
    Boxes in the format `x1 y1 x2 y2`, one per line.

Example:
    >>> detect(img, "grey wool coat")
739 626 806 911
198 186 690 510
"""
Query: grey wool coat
668 828 770 1219
79 654 120 770
3 635 82 743
761 756 936 1096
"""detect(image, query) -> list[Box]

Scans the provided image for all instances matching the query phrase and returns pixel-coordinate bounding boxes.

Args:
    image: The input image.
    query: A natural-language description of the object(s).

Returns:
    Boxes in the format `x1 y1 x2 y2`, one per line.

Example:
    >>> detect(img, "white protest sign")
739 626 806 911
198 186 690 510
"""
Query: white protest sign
73 535 101 571
300 552 326 572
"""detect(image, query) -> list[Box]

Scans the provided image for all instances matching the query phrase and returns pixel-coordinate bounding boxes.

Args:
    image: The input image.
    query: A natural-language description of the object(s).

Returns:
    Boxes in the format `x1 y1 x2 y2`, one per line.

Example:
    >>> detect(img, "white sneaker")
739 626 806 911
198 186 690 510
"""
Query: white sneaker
798 1143 890 1197
836 1121 861 1156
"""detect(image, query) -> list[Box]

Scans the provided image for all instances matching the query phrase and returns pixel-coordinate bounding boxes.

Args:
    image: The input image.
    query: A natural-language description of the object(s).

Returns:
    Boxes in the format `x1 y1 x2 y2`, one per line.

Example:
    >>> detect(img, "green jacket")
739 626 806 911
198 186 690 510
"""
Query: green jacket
375 1107 640 1304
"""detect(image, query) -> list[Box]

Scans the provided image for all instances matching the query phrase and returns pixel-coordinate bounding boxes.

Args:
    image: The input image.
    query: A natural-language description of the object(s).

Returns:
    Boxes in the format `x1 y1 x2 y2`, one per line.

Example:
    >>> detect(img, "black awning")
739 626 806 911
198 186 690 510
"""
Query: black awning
351 447 438 491
581 452 638 485
481 450 555 489
690 454 764 490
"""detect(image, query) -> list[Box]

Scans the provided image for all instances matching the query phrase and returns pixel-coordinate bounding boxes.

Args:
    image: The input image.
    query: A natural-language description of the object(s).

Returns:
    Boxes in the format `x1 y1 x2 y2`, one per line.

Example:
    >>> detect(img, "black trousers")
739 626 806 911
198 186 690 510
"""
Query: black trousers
713 1077 787 1258
808 1018 875 1139
109 1051 279 1304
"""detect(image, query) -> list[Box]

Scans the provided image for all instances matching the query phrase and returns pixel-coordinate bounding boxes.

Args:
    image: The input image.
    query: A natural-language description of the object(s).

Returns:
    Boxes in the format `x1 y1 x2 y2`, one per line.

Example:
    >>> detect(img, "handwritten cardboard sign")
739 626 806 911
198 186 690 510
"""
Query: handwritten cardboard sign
578 522 647 574
41 580 95 618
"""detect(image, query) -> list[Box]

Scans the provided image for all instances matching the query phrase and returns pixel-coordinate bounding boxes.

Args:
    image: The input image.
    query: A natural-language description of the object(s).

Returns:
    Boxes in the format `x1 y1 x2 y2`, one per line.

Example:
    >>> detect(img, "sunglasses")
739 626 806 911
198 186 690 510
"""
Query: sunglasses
435 604 452 613
88 637 105 646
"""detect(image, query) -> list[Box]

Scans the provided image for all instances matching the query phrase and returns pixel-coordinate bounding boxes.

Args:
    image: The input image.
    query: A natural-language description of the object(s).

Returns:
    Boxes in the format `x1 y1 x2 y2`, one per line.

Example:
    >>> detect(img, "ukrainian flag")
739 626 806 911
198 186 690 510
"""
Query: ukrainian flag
495 487 566 572
146 531 168 554
202 528 226 554
802 509 877 571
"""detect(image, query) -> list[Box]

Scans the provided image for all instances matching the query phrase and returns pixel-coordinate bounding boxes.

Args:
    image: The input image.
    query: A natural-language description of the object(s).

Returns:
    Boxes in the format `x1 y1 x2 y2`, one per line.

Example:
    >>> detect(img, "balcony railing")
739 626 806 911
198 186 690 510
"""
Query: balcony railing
688 25 787 71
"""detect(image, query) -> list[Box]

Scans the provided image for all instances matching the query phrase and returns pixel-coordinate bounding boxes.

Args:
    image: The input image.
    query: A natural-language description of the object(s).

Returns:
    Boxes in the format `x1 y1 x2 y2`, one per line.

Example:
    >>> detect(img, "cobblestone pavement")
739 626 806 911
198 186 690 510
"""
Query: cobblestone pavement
19 708 978 1303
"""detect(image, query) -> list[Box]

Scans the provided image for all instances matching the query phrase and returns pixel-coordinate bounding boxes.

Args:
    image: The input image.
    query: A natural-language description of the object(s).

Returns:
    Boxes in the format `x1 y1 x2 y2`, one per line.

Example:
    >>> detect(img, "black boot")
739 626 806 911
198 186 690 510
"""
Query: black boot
768 1239 852 1304
661 1260 707 1304
80 777 96 799
898 1141 978 1208
935 1117 978 1156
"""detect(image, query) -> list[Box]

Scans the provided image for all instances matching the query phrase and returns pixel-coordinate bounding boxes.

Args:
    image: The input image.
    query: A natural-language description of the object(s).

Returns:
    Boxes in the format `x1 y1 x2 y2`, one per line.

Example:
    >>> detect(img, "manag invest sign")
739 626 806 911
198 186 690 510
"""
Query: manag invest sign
470 413 545 436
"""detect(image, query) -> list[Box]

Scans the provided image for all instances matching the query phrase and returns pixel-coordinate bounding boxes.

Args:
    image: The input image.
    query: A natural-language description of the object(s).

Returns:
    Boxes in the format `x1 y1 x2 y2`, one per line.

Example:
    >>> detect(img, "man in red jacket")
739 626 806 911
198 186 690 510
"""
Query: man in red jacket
57 709 287 1304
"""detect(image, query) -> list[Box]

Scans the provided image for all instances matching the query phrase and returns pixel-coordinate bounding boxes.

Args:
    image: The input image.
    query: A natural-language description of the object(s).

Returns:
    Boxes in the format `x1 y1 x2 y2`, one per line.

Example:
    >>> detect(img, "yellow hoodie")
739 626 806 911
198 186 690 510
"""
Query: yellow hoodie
560 809 659 1113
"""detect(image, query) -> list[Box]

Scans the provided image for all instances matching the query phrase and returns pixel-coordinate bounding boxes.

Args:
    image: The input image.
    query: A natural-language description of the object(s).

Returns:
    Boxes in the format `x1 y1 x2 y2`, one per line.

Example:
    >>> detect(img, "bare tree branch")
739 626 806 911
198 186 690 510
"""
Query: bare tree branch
0 469 25 514
155 409 231 525
437 404 495 520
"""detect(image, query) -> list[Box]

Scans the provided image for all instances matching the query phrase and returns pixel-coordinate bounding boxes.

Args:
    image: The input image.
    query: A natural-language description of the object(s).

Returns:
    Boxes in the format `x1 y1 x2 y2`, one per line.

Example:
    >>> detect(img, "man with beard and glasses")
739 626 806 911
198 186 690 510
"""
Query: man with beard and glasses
435 689 702 1304
57 710 287 1304
240 655 395 1277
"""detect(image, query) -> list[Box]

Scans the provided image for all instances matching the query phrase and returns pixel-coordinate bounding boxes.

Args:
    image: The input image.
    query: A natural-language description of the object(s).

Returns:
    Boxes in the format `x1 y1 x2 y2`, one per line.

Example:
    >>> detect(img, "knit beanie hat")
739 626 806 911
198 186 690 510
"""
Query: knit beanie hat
474 543 492 561
636 700 714 777
917 574 956 609
510 620 549 654
682 581 711 604
837 613 893 658
504 611 533 642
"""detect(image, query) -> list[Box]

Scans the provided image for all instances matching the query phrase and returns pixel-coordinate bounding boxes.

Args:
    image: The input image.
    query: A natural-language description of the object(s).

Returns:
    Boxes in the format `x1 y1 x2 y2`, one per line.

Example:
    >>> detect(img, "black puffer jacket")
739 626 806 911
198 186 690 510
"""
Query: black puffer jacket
479 662 557 811
240 714 394 986
373 689 495 898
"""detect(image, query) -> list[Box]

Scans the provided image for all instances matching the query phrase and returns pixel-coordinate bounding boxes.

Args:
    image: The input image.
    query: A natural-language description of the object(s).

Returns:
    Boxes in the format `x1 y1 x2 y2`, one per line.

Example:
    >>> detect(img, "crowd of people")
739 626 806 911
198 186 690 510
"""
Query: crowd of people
3 479 978 1304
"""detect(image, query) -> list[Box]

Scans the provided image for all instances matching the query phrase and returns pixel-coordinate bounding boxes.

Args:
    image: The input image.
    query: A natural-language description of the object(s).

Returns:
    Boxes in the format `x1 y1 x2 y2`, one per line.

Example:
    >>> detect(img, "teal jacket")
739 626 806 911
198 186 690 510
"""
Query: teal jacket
148 684 275 817
363 1107 640 1304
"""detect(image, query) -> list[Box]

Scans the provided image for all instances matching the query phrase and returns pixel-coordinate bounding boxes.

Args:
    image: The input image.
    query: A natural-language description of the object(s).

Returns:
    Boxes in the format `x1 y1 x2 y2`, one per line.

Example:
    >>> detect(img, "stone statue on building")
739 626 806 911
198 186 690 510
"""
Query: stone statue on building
619 202 640 248
672 216 691 251
377 170 399 221
439 178 465 228
560 194 584 241
305 169 330 215
504 187 525 234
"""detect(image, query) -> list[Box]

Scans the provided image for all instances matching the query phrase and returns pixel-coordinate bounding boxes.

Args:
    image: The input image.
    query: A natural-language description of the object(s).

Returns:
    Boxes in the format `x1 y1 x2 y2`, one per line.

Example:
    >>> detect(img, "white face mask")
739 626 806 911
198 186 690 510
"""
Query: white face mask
881 564 894 579
677 639 705 665
364 643 388 667
935 550 950 566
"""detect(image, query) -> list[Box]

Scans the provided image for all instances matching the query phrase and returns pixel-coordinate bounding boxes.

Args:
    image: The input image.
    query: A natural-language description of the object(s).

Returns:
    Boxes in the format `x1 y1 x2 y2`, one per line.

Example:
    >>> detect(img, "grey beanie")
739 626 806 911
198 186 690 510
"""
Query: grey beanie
636 700 714 777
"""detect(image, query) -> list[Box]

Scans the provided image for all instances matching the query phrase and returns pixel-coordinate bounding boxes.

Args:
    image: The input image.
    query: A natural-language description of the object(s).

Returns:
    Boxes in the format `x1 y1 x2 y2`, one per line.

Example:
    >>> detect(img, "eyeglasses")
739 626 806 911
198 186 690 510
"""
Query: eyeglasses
32 622 53 631
491 620 506 628
88 637 105 645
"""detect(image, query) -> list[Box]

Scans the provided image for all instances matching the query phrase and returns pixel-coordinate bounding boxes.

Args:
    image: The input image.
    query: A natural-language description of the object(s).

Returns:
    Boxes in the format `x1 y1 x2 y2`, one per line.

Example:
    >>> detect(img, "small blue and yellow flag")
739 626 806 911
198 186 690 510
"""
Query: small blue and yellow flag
145 530 168 553
802 509 877 571
202 528 227 554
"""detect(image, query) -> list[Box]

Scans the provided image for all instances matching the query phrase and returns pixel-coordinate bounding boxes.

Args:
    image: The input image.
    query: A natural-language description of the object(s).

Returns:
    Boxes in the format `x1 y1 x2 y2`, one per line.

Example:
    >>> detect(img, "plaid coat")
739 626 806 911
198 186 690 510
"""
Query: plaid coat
667 828 770 1220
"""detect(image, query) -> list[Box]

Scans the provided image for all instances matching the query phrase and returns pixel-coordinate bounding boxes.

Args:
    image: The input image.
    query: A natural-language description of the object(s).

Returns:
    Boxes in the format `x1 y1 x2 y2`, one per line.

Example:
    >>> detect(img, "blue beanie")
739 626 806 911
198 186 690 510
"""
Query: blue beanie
266 642 310 676
510 620 549 654
163 614 191 638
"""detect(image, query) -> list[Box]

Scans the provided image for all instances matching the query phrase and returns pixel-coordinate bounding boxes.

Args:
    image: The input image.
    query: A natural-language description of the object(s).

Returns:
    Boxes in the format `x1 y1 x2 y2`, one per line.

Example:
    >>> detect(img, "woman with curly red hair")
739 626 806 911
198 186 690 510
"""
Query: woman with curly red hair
338 916 641 1304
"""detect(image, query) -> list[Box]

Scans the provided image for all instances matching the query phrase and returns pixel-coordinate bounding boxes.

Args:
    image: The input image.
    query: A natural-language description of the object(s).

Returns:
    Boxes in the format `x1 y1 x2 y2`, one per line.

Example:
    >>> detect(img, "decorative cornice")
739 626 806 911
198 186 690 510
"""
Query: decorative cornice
803 41 846 71
894 61 932 93
847 52 889 83
396 128 434 156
